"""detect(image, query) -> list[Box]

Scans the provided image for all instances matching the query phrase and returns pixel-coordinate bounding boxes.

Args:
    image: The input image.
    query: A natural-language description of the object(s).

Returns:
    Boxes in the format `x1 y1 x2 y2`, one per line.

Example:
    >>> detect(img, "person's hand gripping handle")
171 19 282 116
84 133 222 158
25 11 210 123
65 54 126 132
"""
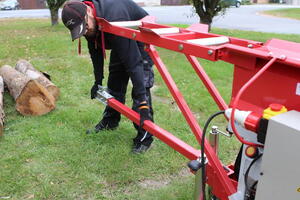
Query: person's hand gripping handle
138 101 150 130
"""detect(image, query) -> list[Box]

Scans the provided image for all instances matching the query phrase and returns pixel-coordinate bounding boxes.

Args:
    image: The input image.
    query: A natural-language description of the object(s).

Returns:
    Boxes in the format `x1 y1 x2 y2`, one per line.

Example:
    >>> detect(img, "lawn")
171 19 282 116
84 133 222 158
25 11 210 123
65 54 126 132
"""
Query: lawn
262 8 300 20
0 18 300 200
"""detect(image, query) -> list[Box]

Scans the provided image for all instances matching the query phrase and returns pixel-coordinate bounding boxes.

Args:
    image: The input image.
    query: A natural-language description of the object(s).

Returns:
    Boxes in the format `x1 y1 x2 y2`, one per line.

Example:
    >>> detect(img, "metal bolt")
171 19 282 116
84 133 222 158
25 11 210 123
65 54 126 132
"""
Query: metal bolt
279 55 287 60
211 126 218 134
247 44 253 48
178 44 184 51
268 52 273 57
260 172 264 176
208 50 213 55
132 33 136 39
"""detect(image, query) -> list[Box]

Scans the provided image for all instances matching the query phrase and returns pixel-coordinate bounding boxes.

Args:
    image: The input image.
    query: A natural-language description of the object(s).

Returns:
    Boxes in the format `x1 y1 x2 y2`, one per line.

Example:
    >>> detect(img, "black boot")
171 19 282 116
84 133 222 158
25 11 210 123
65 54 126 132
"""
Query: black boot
132 130 153 154
86 118 119 134
132 143 152 154
95 118 119 132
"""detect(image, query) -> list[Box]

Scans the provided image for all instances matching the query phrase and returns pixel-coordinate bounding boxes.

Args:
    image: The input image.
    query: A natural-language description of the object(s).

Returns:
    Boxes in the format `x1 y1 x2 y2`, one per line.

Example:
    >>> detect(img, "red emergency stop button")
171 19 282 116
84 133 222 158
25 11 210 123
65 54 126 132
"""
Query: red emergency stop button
245 146 258 158
263 104 287 120
269 103 283 112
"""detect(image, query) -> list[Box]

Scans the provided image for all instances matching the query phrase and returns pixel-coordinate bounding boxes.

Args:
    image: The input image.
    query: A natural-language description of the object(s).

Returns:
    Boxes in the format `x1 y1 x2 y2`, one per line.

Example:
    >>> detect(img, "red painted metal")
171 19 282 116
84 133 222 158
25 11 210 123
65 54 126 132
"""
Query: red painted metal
231 57 300 114
95 16 300 199
97 16 300 114
146 46 203 145
244 112 262 133
107 98 235 200
108 98 201 160
147 46 236 199
231 57 277 147
96 17 257 62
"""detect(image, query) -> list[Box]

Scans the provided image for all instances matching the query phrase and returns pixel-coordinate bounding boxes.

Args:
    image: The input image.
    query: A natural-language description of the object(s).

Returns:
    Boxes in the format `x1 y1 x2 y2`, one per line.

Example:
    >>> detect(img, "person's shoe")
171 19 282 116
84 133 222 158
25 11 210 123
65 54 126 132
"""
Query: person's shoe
132 144 151 154
86 119 118 134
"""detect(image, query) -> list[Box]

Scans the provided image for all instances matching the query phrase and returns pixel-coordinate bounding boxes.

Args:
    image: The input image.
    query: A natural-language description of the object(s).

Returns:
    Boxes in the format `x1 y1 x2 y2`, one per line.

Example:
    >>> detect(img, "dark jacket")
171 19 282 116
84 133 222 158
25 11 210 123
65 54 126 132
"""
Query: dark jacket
83 0 151 101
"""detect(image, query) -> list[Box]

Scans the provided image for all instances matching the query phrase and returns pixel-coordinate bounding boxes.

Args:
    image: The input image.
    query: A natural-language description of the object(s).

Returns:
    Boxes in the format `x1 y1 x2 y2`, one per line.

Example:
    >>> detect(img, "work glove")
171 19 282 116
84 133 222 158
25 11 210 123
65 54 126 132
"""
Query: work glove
90 83 101 99
138 101 150 130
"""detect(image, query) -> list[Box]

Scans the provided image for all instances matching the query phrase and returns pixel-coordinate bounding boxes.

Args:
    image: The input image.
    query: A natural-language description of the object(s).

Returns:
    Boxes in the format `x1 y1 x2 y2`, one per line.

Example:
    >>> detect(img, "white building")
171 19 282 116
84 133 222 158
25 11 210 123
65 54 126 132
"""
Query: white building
285 0 300 5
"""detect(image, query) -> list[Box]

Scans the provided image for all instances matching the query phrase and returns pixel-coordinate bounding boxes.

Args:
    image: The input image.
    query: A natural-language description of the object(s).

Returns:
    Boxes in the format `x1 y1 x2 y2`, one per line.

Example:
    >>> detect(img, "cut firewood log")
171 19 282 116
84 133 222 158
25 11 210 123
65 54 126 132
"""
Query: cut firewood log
0 65 55 116
0 76 4 136
15 59 60 100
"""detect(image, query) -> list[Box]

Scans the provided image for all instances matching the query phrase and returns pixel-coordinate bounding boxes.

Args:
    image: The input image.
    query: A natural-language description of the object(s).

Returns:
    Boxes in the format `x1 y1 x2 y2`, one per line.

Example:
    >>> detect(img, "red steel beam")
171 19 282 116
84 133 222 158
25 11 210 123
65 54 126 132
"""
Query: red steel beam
96 17 240 198
97 17 300 68
147 45 203 145
108 98 200 160
147 46 236 198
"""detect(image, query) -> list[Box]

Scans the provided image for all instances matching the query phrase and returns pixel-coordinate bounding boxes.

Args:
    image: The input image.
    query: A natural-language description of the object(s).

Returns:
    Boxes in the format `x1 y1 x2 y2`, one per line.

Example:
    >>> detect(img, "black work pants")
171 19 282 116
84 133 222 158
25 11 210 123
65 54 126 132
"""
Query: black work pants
101 50 154 146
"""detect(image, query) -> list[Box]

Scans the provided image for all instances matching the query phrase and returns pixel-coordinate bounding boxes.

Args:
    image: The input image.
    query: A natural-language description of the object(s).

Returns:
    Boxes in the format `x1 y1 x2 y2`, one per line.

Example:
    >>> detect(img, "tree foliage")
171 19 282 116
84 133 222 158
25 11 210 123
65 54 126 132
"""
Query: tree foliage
47 0 67 26
190 0 229 31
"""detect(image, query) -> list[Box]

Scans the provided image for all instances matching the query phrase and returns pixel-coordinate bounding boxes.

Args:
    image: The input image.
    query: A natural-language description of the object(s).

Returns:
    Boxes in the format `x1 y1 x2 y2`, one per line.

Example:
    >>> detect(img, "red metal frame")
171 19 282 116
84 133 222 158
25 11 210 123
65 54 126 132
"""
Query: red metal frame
107 98 236 200
95 16 300 200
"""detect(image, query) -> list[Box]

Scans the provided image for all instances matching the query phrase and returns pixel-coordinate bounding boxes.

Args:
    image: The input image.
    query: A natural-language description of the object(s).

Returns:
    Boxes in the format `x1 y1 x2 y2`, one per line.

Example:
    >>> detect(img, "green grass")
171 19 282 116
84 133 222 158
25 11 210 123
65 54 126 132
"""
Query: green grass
0 19 300 200
263 8 300 20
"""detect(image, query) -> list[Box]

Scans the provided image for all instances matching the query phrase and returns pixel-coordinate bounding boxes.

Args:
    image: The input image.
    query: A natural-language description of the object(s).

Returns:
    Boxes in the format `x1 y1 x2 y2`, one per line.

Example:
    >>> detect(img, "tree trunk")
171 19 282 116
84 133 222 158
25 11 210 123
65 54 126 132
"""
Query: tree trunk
200 16 212 32
0 65 55 116
0 76 4 136
50 8 59 26
15 60 60 100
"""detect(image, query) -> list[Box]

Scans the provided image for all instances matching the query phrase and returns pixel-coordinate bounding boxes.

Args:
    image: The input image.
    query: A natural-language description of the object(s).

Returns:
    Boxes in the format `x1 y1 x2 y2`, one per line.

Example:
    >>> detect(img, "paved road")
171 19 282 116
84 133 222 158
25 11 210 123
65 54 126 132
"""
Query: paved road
1 5 300 34
145 5 300 34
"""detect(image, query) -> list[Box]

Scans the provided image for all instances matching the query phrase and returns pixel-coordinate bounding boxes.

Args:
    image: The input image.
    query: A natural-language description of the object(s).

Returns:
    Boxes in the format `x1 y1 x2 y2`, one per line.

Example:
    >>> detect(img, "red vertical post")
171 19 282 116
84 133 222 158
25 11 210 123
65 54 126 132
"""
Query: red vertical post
146 45 203 145
147 45 236 198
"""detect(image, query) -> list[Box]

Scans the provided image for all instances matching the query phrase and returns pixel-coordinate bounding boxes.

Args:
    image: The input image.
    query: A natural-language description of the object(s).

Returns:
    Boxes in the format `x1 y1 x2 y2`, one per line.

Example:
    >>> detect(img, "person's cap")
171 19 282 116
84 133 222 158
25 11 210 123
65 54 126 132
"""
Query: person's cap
62 1 87 41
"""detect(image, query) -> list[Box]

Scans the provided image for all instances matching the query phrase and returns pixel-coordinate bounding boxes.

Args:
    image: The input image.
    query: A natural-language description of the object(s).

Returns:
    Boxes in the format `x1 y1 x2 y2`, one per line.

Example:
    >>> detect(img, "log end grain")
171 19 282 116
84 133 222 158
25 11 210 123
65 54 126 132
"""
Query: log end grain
47 85 60 100
16 80 55 116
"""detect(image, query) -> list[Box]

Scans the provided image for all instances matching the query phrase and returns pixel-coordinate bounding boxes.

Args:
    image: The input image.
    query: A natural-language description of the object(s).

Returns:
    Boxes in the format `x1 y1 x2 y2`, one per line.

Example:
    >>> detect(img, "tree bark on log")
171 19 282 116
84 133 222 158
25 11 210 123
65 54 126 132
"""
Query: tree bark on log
0 65 55 116
0 76 4 136
15 60 60 100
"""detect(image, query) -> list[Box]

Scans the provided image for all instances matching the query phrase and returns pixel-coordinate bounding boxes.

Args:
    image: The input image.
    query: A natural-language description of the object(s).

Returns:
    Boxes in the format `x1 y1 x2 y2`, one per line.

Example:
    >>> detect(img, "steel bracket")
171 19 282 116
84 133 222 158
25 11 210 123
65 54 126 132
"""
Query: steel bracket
95 85 114 105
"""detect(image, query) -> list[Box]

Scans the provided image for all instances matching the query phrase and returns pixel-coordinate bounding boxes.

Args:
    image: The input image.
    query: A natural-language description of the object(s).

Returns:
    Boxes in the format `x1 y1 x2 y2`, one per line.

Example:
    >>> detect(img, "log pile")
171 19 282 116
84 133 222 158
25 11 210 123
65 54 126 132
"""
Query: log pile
0 60 60 135
0 65 55 116
15 60 60 100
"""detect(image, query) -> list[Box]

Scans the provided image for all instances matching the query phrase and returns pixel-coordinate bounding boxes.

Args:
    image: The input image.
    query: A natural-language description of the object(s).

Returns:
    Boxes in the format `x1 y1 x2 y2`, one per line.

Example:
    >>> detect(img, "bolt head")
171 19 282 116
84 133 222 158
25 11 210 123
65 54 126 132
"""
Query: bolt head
279 55 287 60
178 44 184 51
132 33 136 38
208 50 213 55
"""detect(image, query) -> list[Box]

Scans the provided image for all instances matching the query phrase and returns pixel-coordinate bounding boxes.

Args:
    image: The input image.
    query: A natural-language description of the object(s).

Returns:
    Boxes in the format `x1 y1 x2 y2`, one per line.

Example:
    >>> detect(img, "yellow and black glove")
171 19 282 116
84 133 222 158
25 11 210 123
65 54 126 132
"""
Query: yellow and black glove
138 101 150 129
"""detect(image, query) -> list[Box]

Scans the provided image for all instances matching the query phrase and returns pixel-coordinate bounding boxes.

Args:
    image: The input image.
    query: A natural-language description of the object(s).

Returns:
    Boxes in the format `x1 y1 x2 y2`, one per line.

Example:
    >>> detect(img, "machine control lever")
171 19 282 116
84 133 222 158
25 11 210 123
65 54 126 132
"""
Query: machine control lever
210 125 231 137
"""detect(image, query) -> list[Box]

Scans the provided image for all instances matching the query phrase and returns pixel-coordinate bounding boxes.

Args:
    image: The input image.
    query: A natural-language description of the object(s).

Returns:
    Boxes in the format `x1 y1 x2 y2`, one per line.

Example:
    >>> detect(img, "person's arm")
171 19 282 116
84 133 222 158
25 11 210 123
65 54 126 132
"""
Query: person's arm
87 39 104 99
88 39 104 85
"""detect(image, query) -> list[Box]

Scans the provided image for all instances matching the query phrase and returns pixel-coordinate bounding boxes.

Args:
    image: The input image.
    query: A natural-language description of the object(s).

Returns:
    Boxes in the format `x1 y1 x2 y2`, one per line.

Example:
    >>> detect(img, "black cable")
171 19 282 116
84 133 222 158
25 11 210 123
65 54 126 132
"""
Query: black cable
250 181 258 190
244 153 262 199
201 110 225 200
248 181 259 199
